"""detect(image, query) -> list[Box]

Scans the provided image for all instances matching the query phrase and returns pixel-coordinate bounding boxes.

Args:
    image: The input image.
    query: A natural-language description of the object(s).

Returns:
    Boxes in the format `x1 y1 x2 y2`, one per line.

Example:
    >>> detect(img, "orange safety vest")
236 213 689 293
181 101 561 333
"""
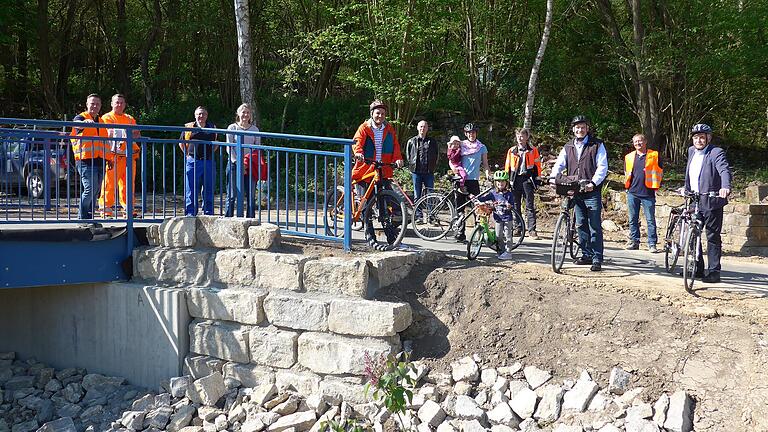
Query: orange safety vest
624 149 662 189
504 145 542 176
70 112 108 161
102 111 140 160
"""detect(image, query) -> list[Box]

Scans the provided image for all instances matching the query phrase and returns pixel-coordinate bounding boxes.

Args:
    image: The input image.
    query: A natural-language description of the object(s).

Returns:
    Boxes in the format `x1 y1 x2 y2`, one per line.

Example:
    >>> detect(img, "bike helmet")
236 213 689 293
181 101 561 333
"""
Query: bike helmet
463 122 479 132
369 99 388 112
690 123 713 136
493 170 509 181
571 115 590 126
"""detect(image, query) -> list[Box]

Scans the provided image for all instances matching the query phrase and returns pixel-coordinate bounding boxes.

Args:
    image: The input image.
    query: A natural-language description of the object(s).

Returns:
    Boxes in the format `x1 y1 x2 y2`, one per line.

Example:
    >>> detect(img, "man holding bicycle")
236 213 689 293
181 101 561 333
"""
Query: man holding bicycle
550 115 609 272
352 100 404 244
684 123 732 283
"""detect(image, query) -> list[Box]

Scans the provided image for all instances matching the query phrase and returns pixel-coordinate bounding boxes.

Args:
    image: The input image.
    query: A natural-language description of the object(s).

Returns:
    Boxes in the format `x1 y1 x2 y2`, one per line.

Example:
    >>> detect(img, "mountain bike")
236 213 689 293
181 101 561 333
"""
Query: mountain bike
411 177 525 248
467 201 513 260
323 160 407 251
550 179 590 273
680 190 718 293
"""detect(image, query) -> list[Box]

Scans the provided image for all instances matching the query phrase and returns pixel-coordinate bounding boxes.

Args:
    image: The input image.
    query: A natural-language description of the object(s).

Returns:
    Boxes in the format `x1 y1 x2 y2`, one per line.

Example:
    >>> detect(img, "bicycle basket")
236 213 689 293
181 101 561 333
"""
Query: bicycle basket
474 203 494 217
555 181 580 196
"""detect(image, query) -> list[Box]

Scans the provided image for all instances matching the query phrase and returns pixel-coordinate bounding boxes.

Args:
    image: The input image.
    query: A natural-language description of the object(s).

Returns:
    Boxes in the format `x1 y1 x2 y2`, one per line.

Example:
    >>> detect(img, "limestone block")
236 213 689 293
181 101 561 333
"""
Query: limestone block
184 356 226 379
533 384 564 422
746 185 768 204
251 383 278 406
453 395 484 420
561 374 598 412
249 224 281 249
37 417 76 432
509 387 538 419
249 326 299 368
169 376 192 398
253 252 312 291
663 391 693 432
318 376 370 404
222 363 275 389
328 298 412 337
523 366 551 390
303 257 370 298
189 320 250 363
160 217 197 248
267 410 316 432
627 403 654 421
187 372 226 406
298 332 397 375
187 287 267 325
263 291 330 331
213 250 256 285
366 251 418 289
487 403 519 428
608 367 632 395
134 248 212 285
418 400 446 428
147 224 161 246
196 216 255 249
624 420 660 432
275 369 322 395
652 393 669 426
451 356 480 382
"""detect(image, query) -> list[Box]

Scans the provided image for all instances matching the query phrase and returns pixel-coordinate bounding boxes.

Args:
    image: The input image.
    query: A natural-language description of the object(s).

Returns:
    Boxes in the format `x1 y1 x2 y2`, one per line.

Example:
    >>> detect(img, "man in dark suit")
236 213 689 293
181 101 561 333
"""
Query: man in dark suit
684 123 732 283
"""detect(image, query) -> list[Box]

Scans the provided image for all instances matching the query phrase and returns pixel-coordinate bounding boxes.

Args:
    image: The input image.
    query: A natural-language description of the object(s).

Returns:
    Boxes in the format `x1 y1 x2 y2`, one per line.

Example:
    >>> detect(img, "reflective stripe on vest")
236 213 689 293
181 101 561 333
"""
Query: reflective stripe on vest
70 112 107 160
624 149 662 189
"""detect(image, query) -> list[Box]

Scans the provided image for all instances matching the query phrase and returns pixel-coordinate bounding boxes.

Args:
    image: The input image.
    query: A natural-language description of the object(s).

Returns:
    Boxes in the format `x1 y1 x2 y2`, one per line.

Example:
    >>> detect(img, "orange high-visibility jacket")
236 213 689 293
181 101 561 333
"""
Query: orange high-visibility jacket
70 112 108 161
102 111 140 160
624 149 662 189
504 145 542 176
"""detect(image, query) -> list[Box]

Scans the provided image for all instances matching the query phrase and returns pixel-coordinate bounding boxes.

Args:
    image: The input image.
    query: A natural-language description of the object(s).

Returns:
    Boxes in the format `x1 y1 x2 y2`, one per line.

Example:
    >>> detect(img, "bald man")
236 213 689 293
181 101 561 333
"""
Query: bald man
405 120 439 202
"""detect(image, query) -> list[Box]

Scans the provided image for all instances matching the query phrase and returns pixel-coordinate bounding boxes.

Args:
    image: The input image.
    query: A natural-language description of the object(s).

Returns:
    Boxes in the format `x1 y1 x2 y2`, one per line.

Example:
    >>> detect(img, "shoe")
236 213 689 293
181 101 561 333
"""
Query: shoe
513 229 523 237
648 245 659 253
695 268 705 278
455 234 466 243
702 272 721 283
625 241 639 250
590 262 602 272
573 256 592 266
528 230 539 240
498 252 514 260
459 186 468 194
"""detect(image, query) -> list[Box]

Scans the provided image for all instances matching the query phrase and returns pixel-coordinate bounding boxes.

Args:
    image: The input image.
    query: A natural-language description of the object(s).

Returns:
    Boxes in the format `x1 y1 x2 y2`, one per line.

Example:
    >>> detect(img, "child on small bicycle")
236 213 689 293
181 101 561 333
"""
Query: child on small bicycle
475 170 516 260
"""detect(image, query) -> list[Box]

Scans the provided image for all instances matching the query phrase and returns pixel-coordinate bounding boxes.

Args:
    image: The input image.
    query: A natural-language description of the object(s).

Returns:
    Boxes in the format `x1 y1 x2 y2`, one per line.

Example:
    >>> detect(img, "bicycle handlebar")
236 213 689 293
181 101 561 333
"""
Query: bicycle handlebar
361 158 401 168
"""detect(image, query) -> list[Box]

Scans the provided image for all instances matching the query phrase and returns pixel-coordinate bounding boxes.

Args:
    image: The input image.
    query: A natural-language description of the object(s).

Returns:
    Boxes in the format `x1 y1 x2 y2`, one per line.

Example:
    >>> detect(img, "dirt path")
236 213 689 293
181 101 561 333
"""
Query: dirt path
378 258 768 431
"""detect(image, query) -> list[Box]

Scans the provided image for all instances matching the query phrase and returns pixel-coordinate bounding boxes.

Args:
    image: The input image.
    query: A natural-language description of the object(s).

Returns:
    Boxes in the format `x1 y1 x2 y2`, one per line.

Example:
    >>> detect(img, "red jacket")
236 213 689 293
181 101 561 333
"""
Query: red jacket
351 120 403 181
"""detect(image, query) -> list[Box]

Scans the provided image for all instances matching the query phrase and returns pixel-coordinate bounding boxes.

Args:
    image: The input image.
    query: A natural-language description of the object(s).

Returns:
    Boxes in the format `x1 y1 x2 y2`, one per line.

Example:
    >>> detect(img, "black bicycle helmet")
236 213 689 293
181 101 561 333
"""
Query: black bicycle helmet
463 122 479 132
571 115 590 126
690 123 713 136
369 99 388 112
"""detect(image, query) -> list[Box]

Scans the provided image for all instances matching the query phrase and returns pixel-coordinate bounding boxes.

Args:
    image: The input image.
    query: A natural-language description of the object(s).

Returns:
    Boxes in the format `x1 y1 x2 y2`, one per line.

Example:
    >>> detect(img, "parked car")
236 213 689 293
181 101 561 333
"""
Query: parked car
0 130 74 199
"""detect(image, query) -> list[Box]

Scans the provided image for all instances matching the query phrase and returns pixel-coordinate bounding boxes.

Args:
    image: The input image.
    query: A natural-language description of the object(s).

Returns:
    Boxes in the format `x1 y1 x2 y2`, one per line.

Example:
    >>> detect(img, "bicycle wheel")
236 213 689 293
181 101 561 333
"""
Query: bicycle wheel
551 213 569 273
682 227 701 293
568 210 582 259
467 226 485 260
508 207 526 251
323 186 362 237
363 190 407 251
664 213 682 273
411 193 456 241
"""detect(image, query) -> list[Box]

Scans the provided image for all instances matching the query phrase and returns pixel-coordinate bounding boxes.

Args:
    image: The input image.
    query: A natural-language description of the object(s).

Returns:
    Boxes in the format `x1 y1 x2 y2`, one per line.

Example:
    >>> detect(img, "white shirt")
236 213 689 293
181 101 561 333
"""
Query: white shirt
550 136 609 185
688 148 706 193
226 123 261 163
372 123 385 162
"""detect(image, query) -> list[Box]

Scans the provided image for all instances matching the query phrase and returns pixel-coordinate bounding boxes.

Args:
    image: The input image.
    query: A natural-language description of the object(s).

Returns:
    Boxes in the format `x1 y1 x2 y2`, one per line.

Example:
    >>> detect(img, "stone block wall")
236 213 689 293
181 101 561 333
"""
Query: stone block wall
134 216 440 404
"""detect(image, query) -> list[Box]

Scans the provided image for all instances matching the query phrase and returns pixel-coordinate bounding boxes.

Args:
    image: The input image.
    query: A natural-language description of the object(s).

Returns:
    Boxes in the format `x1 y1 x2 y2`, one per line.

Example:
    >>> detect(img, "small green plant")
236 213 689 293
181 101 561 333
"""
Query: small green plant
319 418 368 432
363 351 417 430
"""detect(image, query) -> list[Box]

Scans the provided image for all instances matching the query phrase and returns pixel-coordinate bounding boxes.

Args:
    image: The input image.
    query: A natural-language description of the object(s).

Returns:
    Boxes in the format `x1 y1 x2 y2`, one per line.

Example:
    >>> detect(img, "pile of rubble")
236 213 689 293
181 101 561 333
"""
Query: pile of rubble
1 350 694 432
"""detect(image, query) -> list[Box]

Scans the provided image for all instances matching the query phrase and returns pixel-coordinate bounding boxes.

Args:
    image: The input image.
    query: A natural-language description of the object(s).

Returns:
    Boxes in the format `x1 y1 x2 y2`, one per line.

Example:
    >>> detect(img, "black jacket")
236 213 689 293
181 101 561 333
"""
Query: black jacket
405 135 439 174
684 144 732 211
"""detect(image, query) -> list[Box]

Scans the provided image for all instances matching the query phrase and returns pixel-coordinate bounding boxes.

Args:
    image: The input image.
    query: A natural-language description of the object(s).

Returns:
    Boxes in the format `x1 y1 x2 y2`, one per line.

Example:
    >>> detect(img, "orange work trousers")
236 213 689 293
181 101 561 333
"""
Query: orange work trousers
99 157 136 210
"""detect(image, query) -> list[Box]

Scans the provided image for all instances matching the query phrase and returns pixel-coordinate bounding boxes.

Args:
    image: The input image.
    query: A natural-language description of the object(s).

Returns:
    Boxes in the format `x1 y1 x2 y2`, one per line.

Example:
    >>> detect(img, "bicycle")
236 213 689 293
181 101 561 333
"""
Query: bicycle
467 201 514 260
679 190 718 293
550 179 590 273
411 177 525 248
323 160 407 251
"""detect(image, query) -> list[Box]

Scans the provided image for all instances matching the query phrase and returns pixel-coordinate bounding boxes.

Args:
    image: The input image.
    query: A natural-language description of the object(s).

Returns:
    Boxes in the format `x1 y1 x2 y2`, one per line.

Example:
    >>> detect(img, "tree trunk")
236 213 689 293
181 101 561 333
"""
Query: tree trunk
523 0 553 130
36 0 61 114
115 0 130 94
55 0 78 108
139 0 162 110
234 0 261 126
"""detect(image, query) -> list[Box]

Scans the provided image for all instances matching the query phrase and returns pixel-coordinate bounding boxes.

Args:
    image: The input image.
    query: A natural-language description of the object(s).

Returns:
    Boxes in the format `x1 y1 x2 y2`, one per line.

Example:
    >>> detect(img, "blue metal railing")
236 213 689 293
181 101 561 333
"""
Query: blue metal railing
0 118 354 254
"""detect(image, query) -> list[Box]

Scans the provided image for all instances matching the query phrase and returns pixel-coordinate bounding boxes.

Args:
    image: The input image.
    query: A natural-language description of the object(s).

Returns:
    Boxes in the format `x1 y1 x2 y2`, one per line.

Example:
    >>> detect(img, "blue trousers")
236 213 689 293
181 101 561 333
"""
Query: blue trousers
225 162 264 218
185 158 215 216
573 190 604 263
626 192 657 247
411 173 434 202
76 158 105 219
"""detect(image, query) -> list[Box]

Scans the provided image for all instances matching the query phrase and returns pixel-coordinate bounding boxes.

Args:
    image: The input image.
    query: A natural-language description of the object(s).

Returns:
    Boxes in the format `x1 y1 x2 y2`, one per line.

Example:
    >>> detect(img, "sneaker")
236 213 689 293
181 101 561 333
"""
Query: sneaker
648 245 659 253
590 262 602 272
513 229 523 237
573 256 592 266
625 241 639 250
455 234 466 243
528 230 539 240
498 252 514 260
702 272 721 283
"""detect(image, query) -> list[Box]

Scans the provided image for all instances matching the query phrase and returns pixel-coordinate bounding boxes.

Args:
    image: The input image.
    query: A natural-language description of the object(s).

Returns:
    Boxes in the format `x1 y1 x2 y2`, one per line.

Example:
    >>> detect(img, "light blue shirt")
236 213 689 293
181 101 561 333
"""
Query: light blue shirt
550 135 609 185
461 142 488 180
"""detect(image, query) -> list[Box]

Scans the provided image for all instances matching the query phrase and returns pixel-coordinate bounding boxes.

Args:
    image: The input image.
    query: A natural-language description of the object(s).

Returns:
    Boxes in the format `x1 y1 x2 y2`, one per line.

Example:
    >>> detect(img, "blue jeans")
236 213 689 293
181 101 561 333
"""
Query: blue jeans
76 158 105 219
185 158 215 216
573 190 604 263
225 162 263 218
411 173 434 202
626 192 657 247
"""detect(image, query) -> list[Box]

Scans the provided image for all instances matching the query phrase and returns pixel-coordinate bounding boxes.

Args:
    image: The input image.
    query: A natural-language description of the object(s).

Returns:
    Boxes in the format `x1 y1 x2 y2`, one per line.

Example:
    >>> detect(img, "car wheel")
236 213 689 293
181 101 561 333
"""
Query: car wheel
26 169 45 199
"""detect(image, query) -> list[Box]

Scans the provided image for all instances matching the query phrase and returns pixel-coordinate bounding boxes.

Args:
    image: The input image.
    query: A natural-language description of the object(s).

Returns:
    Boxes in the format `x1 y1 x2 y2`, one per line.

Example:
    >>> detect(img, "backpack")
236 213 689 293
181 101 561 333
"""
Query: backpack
243 150 268 181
